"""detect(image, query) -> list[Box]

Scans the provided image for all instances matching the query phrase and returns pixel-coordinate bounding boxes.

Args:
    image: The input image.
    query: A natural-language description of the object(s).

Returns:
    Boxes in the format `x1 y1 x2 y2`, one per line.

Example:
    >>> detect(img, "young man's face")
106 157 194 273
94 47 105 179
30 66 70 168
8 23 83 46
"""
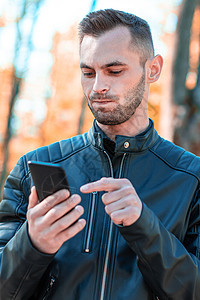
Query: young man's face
80 26 147 126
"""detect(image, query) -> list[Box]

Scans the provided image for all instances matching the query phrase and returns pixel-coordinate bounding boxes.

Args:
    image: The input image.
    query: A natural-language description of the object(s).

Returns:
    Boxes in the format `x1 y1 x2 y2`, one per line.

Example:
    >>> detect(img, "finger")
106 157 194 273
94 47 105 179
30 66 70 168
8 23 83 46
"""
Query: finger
50 205 85 233
105 193 142 218
110 206 142 226
39 189 70 215
28 186 39 210
104 194 134 214
102 185 134 205
80 177 130 193
27 189 70 221
29 204 84 247
44 194 82 225
57 218 86 243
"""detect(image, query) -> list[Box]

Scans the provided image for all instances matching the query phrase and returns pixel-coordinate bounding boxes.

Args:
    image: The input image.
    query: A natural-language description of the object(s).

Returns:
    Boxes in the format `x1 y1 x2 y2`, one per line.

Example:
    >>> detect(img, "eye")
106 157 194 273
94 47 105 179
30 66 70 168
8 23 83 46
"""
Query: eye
107 68 124 76
82 69 95 77
109 70 122 75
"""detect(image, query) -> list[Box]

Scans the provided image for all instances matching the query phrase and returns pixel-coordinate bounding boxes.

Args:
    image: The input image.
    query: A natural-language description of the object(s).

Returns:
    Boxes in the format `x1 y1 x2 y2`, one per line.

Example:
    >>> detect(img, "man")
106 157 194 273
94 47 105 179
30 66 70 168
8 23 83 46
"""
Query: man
0 8 200 300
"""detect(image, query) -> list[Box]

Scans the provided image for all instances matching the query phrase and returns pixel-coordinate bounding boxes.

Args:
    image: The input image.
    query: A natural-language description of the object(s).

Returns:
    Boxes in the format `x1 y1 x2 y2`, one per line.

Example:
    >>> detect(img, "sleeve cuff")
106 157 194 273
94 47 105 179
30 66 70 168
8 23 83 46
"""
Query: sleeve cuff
14 221 55 265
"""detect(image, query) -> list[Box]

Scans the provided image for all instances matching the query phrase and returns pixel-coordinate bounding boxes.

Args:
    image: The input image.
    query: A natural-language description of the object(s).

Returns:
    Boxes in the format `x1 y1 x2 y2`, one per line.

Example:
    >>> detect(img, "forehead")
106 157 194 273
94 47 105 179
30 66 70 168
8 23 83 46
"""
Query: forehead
80 26 140 67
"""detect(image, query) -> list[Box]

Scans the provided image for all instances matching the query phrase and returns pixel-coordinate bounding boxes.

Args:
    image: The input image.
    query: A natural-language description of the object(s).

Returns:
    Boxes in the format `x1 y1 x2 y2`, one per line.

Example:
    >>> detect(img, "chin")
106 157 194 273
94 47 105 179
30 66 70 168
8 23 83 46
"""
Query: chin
97 119 123 126
95 111 135 126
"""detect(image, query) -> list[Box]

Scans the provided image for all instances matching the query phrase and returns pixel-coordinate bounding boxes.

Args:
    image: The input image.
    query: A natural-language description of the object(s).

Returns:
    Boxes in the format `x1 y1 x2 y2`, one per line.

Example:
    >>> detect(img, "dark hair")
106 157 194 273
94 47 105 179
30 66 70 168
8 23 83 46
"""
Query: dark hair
78 9 155 66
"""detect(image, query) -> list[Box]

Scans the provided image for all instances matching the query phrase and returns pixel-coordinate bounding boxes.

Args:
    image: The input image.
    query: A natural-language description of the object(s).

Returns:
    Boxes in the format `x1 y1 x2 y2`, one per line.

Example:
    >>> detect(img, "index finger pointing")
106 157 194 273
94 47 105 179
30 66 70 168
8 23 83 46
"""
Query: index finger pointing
80 177 128 193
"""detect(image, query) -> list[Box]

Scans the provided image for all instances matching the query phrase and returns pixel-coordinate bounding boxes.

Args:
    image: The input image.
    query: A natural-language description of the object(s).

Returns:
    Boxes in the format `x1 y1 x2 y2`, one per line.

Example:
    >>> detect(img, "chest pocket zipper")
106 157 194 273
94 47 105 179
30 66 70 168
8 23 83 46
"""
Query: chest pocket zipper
83 191 97 253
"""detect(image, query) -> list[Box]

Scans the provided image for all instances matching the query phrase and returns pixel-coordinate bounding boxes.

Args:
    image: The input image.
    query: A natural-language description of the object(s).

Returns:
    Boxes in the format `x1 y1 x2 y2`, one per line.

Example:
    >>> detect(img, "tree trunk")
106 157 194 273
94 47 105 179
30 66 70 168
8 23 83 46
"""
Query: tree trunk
0 0 44 195
173 0 200 154
173 0 197 105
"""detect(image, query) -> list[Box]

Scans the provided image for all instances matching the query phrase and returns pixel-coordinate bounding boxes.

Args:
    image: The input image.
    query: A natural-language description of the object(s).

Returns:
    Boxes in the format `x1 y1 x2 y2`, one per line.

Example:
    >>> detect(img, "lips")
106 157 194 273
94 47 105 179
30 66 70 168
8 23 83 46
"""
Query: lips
93 99 112 102
89 93 119 102
92 100 114 105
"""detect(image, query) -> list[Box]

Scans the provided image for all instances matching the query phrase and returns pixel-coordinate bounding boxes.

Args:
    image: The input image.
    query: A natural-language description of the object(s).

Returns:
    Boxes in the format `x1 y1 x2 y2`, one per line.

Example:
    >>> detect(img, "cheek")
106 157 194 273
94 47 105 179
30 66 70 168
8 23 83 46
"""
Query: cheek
81 78 92 96
114 80 131 96
120 77 137 92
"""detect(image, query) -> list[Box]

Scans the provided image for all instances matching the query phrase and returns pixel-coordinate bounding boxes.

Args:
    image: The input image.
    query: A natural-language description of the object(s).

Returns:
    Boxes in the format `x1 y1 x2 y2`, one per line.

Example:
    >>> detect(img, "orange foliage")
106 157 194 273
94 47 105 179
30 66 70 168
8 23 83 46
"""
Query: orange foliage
40 28 88 144
186 7 200 89
0 25 166 173
0 67 14 170
1 4 200 177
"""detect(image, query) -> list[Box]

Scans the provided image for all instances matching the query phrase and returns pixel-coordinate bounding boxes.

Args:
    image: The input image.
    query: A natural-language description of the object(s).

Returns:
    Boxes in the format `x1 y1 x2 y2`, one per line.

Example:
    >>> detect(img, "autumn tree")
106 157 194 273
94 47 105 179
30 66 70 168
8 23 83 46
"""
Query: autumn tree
0 0 44 194
173 0 200 153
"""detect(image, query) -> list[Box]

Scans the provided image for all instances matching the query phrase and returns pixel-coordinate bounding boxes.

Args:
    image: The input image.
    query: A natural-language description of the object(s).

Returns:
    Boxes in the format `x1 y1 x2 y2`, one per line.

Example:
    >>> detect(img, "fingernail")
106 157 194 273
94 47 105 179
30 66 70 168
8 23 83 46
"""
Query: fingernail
64 189 70 197
79 219 86 227
80 185 88 192
75 205 83 214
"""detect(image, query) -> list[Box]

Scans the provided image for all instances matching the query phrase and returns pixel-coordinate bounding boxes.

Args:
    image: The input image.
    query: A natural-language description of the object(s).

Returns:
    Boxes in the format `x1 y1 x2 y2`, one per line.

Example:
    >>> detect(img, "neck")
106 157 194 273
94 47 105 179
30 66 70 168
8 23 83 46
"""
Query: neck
97 116 149 141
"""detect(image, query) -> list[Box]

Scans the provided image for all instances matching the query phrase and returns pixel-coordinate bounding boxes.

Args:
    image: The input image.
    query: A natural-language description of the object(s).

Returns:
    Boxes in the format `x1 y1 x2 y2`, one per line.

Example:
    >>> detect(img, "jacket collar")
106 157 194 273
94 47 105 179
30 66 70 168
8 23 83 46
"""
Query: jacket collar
88 118 159 153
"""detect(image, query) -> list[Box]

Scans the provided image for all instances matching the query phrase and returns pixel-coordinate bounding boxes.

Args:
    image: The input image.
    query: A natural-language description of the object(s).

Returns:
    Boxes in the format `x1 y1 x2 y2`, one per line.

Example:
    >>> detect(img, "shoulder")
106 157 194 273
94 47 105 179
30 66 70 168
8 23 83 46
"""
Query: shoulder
5 133 90 194
2 132 91 209
23 132 90 164
150 136 200 180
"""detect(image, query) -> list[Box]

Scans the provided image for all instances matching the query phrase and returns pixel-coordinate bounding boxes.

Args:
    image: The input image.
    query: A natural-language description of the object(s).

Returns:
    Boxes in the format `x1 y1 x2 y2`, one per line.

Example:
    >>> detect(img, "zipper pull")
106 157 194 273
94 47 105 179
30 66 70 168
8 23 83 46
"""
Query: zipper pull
42 276 56 300
49 277 56 288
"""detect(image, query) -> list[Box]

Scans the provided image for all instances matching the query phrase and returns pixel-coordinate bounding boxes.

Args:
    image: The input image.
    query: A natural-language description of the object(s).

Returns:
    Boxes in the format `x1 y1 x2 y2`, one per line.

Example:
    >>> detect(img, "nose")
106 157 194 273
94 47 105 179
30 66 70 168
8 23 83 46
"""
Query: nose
93 73 109 94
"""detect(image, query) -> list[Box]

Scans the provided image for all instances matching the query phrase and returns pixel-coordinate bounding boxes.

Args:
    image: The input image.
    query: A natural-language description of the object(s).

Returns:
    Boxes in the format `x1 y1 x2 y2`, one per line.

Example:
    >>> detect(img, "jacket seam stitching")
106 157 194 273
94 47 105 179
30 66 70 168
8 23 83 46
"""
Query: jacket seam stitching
149 148 200 182
53 144 91 163
134 242 171 300
25 144 91 164
12 264 33 299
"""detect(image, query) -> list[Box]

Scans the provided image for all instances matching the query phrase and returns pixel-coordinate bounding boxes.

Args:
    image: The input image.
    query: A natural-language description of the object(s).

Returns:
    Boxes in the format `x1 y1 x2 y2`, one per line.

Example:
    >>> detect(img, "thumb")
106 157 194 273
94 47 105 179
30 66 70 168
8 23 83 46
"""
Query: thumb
28 186 39 210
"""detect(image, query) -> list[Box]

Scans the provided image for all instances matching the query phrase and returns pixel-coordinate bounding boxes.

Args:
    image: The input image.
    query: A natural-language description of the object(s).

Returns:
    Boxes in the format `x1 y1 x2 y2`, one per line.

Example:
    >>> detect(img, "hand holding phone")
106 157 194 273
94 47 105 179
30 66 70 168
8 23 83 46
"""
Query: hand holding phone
27 161 86 254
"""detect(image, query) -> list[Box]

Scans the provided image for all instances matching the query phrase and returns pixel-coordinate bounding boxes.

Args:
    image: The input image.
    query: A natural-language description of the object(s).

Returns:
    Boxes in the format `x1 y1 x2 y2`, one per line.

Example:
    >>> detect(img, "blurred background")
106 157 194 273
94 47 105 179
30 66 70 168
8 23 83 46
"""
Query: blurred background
0 0 200 192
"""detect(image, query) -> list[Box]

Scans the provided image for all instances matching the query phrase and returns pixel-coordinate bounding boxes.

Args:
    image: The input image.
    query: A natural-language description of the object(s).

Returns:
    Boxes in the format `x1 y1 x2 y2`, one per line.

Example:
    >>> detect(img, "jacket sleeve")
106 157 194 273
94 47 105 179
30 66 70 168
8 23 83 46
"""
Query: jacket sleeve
0 156 54 300
119 187 200 300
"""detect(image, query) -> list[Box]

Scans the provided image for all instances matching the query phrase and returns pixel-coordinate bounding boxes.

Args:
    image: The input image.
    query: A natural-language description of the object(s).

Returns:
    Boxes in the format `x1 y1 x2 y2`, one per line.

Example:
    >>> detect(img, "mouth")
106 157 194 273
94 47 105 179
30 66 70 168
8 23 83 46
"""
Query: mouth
92 99 114 104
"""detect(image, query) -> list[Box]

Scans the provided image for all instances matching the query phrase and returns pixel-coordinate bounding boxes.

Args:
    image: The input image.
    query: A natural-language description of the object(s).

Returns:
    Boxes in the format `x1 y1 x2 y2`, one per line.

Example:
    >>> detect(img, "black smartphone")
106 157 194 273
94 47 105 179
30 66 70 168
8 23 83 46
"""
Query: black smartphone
28 161 70 202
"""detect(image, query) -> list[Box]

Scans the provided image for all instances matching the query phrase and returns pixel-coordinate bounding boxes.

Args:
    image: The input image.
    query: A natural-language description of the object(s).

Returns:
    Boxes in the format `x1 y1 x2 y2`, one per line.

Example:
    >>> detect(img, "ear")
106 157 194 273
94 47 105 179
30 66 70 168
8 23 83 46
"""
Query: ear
146 55 163 83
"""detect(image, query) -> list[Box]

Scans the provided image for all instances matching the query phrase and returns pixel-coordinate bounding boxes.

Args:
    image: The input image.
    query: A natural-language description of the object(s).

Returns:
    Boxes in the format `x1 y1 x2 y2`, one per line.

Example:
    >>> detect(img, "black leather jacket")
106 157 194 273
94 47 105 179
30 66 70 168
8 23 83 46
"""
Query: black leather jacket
0 119 200 300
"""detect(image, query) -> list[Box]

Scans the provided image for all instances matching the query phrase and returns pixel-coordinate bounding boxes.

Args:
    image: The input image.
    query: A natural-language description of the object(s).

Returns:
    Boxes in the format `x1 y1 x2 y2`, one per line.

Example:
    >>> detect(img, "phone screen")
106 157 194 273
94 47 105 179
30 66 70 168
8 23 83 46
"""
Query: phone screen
28 161 70 201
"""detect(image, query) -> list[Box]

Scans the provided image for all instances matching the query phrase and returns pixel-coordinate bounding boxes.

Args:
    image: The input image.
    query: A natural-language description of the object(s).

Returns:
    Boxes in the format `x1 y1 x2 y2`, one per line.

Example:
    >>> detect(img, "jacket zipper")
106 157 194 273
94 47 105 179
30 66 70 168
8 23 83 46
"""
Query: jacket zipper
42 276 56 300
100 152 126 300
84 191 97 253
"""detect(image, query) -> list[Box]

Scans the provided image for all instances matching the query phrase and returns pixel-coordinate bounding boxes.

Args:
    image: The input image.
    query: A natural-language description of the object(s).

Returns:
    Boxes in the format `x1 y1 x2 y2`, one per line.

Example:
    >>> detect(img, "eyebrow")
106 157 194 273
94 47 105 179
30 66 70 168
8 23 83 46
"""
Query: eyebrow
80 63 91 69
80 61 127 69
